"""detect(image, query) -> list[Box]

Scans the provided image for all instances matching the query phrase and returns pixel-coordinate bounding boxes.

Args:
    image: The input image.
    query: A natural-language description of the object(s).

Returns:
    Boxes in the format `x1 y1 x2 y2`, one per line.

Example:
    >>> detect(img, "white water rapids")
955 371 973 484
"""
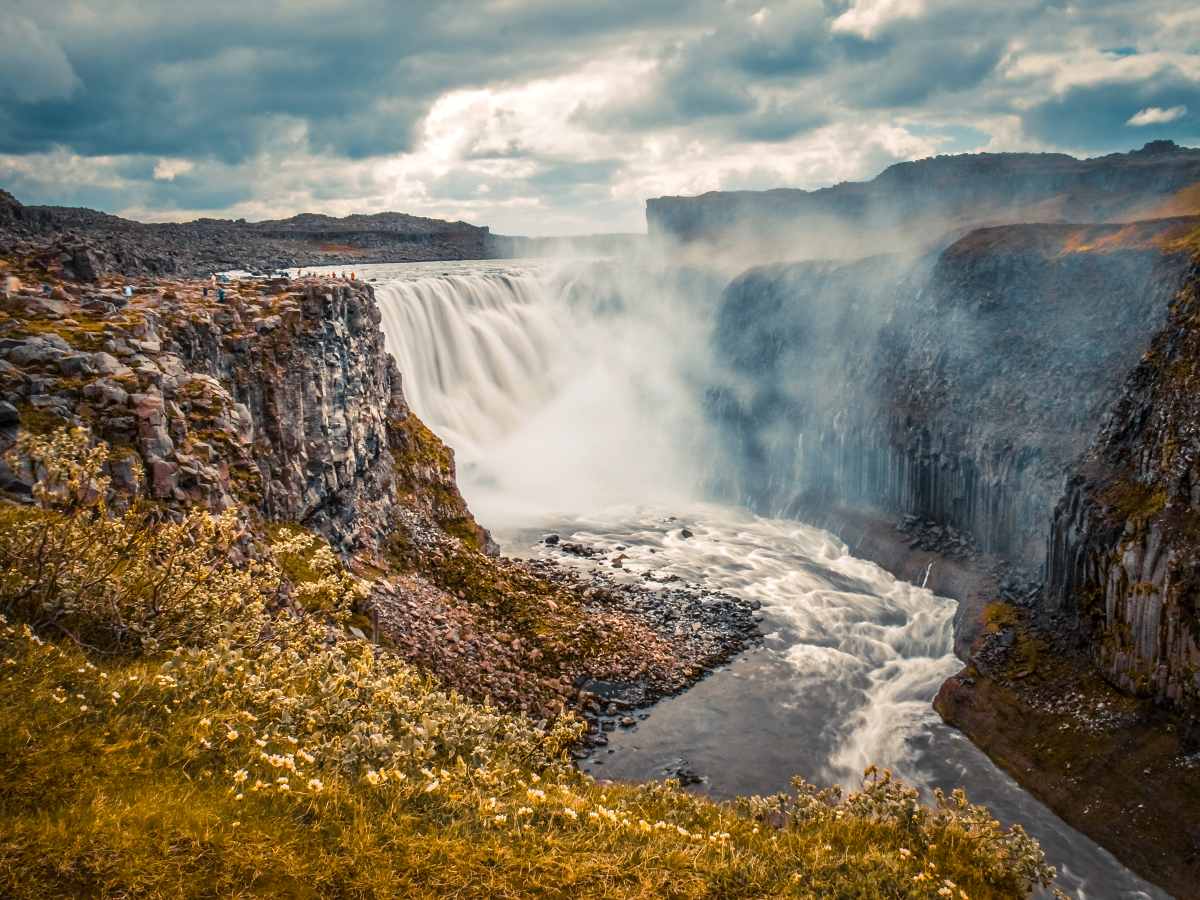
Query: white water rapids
324 259 1164 899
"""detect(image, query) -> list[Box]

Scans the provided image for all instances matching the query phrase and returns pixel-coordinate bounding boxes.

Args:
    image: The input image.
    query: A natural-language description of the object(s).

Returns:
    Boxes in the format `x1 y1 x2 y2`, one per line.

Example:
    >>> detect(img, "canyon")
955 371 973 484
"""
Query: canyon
3 140 1200 897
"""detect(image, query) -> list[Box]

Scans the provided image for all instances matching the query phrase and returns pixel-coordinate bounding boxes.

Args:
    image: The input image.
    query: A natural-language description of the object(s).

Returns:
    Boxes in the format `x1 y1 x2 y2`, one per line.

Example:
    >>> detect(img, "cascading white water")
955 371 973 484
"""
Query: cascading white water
376 270 569 458
347 257 1161 899
368 259 967 782
374 259 715 527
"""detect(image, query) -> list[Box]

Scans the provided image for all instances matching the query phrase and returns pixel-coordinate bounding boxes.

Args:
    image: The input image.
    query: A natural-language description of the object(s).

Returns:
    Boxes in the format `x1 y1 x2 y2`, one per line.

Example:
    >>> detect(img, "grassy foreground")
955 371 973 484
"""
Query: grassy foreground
0 430 1058 898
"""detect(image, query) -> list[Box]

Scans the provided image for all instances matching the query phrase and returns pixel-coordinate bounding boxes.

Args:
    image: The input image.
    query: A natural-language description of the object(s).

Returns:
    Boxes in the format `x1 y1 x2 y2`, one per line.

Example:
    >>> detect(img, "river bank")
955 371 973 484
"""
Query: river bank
813 502 1200 899
492 503 1167 899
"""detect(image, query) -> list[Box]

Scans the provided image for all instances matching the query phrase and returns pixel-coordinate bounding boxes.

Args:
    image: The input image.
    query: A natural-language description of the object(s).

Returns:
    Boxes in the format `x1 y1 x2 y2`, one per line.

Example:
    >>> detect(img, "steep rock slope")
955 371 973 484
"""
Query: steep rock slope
709 217 1200 894
713 218 1197 571
0 274 483 556
650 141 1200 262
0 246 760 725
1048 254 1200 704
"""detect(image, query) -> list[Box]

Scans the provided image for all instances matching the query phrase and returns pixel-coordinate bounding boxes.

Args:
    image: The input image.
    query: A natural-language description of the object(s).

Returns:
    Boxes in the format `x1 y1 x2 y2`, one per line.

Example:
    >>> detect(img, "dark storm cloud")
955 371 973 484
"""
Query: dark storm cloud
1022 72 1200 149
0 0 721 162
572 3 1007 139
845 38 1006 109
735 101 829 142
3 0 1199 232
4 159 254 213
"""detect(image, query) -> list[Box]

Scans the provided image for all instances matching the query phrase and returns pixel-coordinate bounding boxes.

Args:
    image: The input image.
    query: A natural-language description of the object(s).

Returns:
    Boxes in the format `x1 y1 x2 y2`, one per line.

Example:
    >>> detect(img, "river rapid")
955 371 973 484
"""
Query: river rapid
315 258 1167 899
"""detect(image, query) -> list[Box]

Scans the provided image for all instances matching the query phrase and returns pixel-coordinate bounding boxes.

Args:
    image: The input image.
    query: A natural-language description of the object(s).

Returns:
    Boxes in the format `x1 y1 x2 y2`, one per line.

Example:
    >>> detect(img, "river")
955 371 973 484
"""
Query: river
316 258 1168 899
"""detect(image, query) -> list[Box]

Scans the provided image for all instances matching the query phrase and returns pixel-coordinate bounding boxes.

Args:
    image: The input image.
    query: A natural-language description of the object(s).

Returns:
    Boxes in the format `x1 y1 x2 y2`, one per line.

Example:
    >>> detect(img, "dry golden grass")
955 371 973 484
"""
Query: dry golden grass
0 430 1058 898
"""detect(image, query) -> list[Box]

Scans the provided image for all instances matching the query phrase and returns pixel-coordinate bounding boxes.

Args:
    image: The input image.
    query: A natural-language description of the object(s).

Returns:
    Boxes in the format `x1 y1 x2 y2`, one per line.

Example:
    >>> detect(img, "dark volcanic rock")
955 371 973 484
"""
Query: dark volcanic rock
712 218 1197 570
710 216 1200 707
1046 257 1200 705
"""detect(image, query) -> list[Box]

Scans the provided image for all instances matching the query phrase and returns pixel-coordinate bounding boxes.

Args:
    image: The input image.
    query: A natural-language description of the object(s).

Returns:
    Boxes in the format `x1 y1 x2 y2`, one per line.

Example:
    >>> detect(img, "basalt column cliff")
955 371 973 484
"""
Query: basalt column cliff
695 149 1200 893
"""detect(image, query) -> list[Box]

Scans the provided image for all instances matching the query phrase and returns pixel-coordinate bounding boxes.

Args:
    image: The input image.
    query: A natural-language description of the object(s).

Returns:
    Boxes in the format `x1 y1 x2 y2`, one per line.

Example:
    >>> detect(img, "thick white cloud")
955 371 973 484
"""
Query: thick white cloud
152 159 196 181
1127 105 1188 126
830 0 926 40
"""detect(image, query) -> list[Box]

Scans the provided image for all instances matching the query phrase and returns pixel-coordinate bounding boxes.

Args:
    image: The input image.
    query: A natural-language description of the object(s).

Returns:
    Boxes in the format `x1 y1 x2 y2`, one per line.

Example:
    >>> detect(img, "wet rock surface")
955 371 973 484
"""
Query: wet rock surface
368 528 760 728
711 219 1197 572
895 514 978 560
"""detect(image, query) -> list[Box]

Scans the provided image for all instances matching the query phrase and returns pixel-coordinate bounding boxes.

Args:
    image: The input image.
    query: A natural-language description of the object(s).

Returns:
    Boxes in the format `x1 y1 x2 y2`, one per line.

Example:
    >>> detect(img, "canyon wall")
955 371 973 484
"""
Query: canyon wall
1047 259 1200 704
0 273 488 556
710 216 1200 702
650 142 1200 263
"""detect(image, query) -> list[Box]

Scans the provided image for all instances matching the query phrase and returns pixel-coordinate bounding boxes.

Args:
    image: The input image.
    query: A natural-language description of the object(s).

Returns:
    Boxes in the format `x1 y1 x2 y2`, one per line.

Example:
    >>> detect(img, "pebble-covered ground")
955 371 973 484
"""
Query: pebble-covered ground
368 519 761 738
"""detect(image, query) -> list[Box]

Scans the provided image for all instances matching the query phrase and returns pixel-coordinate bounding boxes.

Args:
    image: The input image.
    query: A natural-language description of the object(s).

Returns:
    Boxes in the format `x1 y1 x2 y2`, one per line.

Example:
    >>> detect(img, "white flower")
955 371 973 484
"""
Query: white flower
307 778 324 793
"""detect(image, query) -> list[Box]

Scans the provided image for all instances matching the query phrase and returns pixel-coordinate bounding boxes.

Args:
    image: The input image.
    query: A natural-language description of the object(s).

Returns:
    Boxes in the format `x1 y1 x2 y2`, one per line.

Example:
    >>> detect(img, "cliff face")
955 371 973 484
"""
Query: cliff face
0 243 765 725
710 217 1200 698
650 142 1200 262
1047 258 1200 704
0 269 487 557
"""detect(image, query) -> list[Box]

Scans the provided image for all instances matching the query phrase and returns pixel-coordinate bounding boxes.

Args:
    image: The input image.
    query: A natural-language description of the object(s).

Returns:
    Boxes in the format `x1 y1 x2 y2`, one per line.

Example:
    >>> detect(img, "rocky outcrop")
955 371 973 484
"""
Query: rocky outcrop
0 190 23 229
1046 259 1200 705
650 141 1200 262
0 266 486 556
0 247 764 727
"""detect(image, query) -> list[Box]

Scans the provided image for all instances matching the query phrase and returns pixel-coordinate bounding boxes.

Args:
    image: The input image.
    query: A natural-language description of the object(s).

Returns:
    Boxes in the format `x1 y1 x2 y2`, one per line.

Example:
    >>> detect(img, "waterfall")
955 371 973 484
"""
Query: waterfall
363 259 1161 897
375 270 570 462
374 260 719 526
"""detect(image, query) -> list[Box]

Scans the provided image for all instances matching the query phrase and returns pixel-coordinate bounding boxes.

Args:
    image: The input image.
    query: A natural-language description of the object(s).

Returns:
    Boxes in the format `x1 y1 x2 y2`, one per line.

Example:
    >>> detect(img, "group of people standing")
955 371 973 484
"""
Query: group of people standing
195 269 359 302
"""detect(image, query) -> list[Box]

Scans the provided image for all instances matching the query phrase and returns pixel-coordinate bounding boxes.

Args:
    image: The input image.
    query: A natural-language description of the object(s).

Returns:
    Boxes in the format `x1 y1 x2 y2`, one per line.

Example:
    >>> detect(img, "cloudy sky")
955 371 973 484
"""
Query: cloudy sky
1 1 1198 235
